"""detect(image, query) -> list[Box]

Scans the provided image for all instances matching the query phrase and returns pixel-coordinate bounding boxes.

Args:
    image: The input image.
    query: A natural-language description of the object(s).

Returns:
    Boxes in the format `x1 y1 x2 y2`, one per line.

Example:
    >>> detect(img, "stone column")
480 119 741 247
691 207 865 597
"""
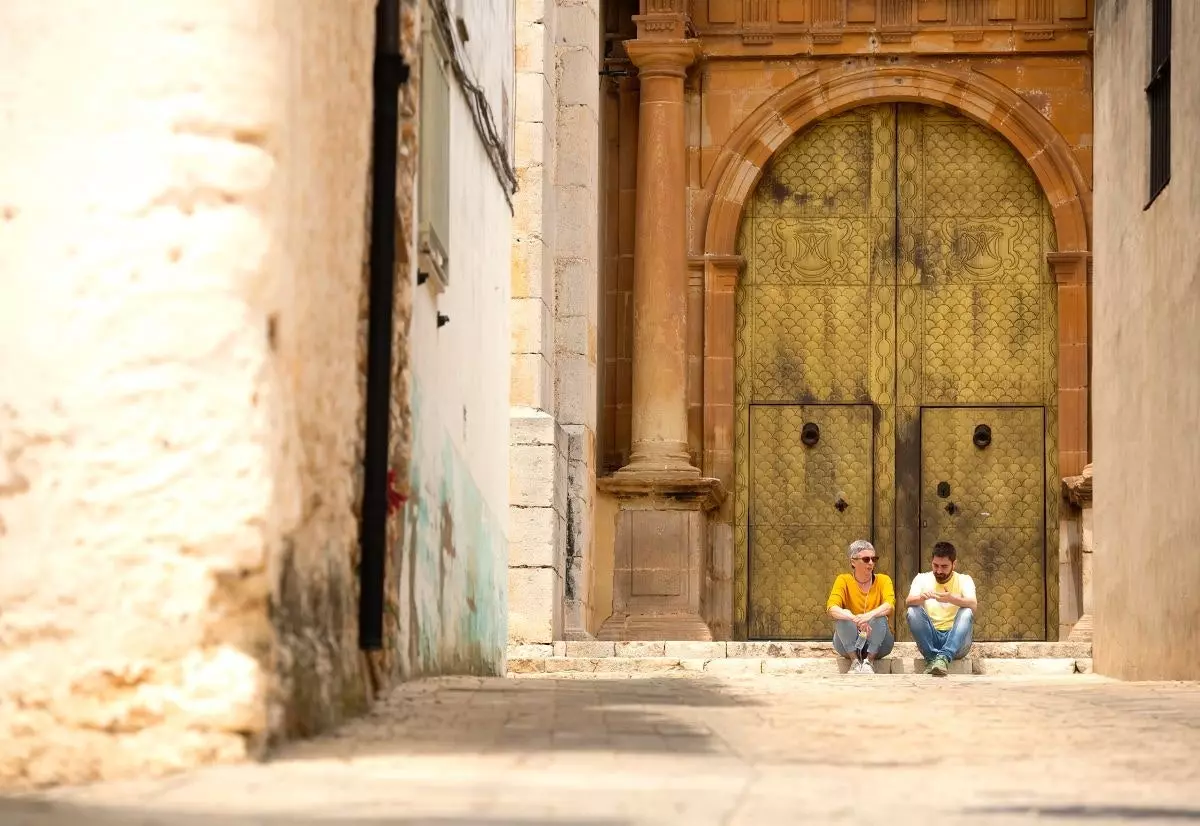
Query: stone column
617 39 700 477
596 34 724 642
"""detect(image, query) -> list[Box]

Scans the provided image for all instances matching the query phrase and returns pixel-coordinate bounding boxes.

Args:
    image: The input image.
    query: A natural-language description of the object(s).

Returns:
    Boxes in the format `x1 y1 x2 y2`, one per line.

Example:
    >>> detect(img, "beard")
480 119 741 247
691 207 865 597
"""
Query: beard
934 570 953 584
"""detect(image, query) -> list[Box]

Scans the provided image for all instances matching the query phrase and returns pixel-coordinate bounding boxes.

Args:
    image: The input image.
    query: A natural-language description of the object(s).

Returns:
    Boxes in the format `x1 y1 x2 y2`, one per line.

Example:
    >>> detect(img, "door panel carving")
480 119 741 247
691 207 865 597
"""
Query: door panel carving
920 407 1047 640
748 404 875 639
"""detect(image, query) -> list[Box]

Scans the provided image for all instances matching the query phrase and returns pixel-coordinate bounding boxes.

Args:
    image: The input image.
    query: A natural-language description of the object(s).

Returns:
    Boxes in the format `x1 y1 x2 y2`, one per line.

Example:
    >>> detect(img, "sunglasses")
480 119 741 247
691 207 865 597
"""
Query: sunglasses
853 556 878 564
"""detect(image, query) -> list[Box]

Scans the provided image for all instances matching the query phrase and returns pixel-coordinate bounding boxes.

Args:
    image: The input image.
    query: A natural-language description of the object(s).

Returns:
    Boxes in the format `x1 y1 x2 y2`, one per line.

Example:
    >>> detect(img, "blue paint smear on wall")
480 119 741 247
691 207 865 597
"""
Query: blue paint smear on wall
401 377 507 676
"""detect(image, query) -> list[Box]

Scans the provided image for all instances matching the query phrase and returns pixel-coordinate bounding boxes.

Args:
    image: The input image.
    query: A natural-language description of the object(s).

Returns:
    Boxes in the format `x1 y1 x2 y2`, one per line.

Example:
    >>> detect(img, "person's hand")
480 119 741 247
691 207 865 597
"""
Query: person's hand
934 591 955 603
855 616 872 632
920 591 937 602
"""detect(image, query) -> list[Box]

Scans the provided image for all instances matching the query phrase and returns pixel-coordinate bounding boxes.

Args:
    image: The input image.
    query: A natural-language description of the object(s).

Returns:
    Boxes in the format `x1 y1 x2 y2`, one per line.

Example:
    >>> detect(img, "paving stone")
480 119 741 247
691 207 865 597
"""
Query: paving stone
977 657 1078 675
16 673 1200 824
615 641 666 657
564 640 617 657
1076 658 1094 674
664 641 727 659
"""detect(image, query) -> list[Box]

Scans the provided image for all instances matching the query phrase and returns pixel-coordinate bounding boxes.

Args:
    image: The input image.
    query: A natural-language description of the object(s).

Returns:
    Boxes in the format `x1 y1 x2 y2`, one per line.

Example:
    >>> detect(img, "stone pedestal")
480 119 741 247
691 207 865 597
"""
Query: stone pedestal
596 475 724 641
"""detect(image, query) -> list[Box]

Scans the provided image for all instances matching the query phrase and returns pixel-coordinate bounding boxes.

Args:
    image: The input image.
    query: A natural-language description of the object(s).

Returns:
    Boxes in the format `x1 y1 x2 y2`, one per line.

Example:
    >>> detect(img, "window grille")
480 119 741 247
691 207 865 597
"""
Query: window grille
1147 0 1171 205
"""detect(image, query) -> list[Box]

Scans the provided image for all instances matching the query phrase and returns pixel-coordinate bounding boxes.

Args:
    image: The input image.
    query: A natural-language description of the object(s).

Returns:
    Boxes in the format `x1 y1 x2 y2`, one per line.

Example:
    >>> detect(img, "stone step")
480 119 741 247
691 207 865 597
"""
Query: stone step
509 640 1092 661
507 655 1092 676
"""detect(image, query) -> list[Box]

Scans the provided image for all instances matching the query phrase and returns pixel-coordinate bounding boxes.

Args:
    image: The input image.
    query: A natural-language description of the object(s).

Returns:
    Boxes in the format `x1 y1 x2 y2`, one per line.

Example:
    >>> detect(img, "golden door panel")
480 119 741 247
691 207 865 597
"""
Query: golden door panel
920 407 1046 640
748 405 875 640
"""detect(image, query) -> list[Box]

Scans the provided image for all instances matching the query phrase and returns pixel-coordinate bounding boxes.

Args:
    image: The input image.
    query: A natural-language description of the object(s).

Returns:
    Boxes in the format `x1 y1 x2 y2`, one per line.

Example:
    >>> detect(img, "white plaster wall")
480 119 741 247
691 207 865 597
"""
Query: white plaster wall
1093 0 1200 680
0 0 376 788
401 0 514 672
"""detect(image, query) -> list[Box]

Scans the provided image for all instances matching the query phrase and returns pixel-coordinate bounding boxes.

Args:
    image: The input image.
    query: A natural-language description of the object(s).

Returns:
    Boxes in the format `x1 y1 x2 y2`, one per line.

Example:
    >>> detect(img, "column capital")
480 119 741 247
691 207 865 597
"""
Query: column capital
1047 250 1091 284
624 39 700 79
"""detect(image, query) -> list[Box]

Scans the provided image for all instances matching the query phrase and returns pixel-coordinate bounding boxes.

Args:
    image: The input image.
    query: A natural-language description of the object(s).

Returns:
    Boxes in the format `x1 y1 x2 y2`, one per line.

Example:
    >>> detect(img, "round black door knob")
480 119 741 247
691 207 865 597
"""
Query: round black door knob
801 422 820 446
973 424 992 449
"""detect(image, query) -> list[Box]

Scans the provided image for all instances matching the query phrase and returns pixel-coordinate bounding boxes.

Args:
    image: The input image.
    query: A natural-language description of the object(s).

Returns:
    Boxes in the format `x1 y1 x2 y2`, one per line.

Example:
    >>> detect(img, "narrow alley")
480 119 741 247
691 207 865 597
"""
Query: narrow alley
7 671 1200 825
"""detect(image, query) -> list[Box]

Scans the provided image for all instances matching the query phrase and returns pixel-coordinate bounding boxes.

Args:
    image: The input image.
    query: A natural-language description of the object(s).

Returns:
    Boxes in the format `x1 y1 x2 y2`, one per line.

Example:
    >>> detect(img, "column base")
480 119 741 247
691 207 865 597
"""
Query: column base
596 612 713 642
616 439 699 477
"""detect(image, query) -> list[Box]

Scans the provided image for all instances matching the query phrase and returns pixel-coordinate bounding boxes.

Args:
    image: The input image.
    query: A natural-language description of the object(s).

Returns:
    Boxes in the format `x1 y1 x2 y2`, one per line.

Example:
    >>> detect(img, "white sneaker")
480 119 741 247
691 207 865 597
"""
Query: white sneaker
859 660 875 675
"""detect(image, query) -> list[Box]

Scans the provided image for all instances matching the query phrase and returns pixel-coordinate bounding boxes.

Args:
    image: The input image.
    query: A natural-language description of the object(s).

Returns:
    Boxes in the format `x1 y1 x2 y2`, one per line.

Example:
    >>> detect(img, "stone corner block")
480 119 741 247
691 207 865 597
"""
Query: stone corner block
510 408 560 446
508 644 554 659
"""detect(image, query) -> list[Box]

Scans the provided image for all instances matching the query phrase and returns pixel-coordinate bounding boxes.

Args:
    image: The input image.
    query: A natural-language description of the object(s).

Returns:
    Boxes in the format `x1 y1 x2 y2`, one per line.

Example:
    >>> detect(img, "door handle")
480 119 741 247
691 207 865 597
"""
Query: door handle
945 501 959 516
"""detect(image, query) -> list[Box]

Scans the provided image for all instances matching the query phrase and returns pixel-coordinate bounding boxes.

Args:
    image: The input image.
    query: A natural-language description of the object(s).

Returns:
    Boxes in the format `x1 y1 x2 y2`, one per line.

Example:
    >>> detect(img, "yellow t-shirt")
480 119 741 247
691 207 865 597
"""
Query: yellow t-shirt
909 571 976 631
826 573 896 625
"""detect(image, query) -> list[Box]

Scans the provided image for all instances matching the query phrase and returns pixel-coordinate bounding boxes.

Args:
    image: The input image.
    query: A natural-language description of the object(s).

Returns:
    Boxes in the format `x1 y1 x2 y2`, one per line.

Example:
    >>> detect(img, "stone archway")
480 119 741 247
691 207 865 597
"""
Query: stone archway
697 64 1092 639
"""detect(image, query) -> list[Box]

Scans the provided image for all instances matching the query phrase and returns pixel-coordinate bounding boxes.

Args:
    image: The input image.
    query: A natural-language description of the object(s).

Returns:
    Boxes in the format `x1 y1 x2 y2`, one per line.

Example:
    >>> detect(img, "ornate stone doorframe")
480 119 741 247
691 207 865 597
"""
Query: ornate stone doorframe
699 64 1092 639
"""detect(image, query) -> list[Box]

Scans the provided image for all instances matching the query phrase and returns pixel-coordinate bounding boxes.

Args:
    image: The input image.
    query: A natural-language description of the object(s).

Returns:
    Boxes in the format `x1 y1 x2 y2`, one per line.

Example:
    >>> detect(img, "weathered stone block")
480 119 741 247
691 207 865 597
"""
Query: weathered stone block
508 644 554 659
510 444 559 507
704 658 762 675
976 658 1078 676
556 46 600 110
545 657 598 673
510 505 559 569
1075 658 1093 673
615 641 666 657
508 567 562 644
762 659 843 675
664 642 727 659
564 640 616 657
507 658 548 674
592 657 681 674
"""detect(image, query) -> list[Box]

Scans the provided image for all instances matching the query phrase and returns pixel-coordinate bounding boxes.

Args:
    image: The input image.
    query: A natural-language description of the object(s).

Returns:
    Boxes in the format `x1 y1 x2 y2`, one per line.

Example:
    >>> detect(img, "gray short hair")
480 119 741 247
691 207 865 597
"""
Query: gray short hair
848 539 875 560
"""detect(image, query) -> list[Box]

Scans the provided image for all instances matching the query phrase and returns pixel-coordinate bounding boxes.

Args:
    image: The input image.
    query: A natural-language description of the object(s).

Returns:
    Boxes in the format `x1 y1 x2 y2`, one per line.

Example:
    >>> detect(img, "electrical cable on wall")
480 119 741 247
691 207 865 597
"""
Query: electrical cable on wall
428 0 519 207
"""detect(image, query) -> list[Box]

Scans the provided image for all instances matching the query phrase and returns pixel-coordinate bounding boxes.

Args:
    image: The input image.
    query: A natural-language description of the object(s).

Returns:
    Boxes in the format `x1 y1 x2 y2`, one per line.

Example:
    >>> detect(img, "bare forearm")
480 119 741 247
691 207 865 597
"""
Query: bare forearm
828 606 857 622
905 594 925 607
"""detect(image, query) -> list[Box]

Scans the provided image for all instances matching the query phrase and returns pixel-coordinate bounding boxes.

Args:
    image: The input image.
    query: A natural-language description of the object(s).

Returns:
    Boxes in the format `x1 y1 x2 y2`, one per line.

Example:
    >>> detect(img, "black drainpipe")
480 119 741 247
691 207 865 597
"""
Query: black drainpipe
359 0 409 651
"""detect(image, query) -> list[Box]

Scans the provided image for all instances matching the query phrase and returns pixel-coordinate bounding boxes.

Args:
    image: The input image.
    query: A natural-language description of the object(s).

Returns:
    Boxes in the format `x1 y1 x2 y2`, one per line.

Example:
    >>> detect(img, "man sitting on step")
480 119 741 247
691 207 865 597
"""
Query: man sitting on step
826 539 895 674
905 541 977 677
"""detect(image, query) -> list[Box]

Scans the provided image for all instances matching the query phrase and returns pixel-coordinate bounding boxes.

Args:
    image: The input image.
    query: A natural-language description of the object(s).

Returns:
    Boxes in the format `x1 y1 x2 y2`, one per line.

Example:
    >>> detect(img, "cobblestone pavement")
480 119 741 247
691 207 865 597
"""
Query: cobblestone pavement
5 673 1200 825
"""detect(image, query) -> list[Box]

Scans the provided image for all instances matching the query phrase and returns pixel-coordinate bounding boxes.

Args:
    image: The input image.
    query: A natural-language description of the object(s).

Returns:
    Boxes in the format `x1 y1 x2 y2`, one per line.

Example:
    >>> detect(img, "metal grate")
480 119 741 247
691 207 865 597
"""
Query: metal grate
1147 0 1172 205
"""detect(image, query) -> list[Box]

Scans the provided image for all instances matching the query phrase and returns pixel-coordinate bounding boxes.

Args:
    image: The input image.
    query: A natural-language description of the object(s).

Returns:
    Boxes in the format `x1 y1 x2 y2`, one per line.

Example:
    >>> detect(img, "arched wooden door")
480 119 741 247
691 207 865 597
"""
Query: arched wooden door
734 104 1059 641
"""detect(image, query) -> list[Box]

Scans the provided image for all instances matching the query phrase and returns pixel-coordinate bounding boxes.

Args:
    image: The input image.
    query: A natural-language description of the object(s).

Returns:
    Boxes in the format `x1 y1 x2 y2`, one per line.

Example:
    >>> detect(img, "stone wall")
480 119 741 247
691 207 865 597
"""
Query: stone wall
0 0 375 788
1093 0 1200 681
509 0 602 644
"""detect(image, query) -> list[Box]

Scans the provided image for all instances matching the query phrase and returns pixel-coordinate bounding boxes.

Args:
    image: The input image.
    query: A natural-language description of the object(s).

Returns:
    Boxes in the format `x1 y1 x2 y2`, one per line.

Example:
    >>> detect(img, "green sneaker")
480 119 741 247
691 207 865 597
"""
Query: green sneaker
930 656 950 677
923 659 936 675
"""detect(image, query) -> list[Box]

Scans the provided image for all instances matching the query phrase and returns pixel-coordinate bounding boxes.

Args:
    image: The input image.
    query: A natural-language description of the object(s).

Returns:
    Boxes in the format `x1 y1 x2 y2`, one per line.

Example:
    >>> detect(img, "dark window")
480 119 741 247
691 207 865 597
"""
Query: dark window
1147 0 1171 205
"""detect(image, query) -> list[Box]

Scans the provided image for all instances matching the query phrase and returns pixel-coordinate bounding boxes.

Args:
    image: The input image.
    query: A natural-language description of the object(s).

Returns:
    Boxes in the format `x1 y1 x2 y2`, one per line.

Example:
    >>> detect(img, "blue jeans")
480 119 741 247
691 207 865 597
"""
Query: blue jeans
832 617 894 659
906 606 975 661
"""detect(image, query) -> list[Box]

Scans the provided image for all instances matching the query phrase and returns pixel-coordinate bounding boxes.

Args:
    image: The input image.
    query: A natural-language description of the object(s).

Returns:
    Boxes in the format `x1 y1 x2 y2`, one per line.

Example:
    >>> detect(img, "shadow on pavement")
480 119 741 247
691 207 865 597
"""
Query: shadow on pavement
964 805 1200 821
0 799 630 826
271 676 761 761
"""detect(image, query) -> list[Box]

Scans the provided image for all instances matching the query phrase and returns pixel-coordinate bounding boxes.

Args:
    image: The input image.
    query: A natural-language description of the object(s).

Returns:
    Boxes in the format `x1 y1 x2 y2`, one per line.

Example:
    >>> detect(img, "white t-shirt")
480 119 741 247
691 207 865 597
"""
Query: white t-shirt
909 571 976 631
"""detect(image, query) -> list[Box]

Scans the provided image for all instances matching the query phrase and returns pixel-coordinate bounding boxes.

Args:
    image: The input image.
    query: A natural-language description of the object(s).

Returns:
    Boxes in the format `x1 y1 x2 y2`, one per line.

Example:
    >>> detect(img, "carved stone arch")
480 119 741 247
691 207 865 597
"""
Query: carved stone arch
702 63 1091 260
700 63 1092 506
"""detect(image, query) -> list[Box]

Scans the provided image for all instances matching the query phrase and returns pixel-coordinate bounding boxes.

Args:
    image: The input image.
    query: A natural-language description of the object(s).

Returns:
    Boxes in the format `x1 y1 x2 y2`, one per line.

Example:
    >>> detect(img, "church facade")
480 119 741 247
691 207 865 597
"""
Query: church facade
555 0 1096 644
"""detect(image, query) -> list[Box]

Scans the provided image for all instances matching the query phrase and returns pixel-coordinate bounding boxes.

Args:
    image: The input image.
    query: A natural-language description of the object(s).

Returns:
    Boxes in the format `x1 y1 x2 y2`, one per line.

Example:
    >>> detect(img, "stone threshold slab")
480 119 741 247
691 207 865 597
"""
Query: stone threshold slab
509 640 1092 660
507 656 1092 676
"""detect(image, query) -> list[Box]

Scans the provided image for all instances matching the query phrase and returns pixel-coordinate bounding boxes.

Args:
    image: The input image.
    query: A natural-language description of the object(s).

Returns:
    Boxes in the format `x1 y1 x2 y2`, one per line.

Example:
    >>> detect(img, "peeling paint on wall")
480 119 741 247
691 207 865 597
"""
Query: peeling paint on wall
395 378 506 677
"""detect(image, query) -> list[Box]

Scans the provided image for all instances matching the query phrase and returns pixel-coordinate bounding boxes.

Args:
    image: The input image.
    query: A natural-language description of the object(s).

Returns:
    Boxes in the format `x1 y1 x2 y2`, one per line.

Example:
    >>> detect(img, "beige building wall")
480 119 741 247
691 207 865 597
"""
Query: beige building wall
1093 0 1200 680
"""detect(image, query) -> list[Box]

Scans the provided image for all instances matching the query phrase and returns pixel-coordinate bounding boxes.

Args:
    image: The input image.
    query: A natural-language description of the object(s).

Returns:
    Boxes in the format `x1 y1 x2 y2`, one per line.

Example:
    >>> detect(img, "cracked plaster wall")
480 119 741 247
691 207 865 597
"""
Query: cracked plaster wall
0 0 376 789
